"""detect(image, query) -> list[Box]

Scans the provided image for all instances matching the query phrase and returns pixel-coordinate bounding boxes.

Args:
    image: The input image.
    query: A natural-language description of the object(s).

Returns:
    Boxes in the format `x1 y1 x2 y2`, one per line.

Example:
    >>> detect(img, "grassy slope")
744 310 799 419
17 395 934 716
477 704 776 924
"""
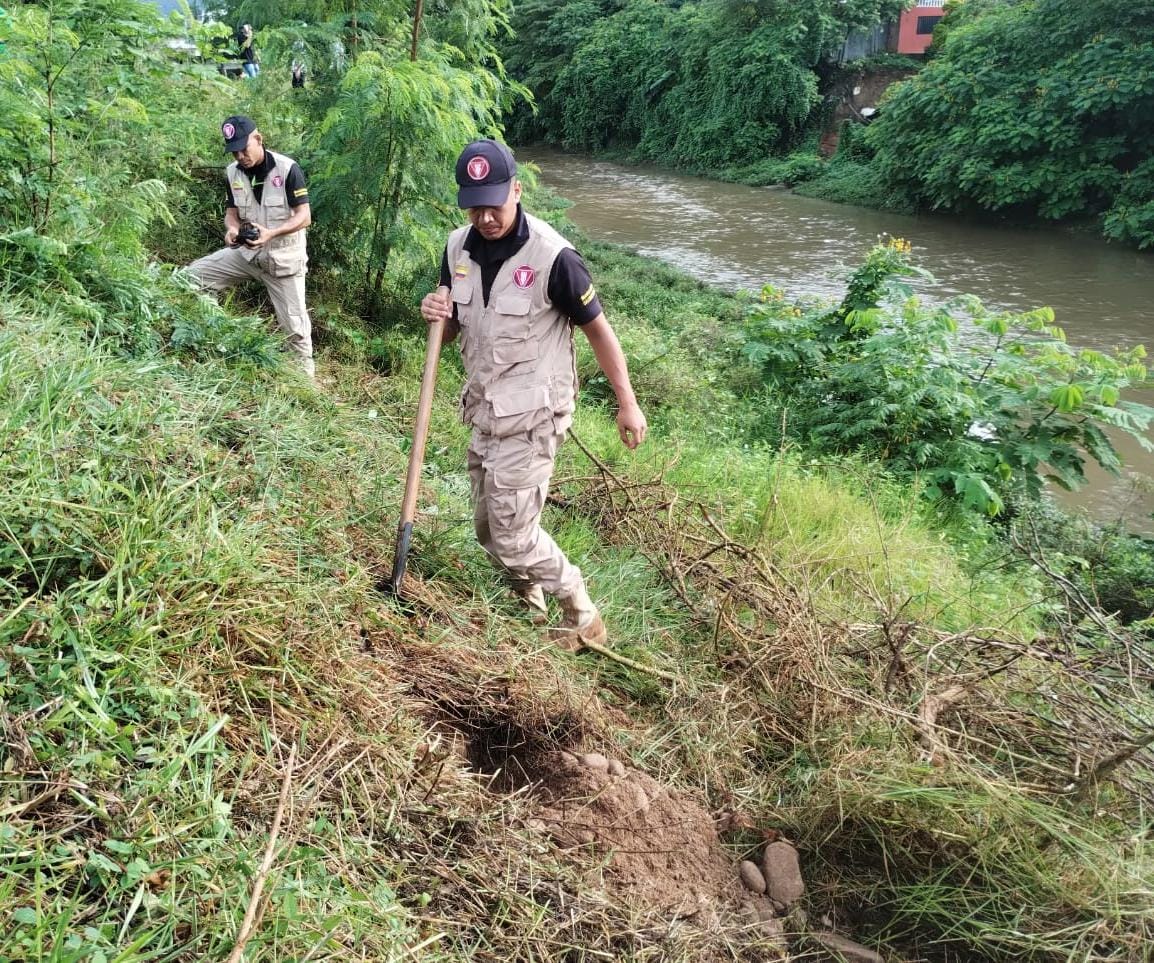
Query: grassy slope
2 218 1152 962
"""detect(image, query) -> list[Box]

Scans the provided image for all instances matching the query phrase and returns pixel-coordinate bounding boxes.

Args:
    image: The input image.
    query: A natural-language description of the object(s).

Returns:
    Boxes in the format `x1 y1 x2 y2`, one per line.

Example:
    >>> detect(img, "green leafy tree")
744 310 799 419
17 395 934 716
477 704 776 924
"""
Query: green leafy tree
503 0 905 167
867 0 1154 246
308 48 505 315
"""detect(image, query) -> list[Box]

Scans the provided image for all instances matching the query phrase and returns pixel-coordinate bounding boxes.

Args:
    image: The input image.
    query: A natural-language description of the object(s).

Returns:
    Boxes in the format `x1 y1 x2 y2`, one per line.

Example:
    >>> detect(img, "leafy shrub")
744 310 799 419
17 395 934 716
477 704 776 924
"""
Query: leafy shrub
1017 504 1154 630
740 239 1153 515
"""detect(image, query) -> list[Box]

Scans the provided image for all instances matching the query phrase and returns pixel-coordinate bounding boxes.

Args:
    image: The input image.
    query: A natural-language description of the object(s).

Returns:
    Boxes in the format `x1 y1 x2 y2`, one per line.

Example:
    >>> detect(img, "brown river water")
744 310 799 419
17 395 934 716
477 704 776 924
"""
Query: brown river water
524 148 1154 532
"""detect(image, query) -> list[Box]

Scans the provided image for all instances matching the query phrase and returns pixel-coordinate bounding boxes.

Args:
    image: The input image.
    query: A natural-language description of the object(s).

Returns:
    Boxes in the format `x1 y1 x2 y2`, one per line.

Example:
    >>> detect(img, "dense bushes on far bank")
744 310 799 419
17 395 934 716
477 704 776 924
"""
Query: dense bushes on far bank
503 0 1154 248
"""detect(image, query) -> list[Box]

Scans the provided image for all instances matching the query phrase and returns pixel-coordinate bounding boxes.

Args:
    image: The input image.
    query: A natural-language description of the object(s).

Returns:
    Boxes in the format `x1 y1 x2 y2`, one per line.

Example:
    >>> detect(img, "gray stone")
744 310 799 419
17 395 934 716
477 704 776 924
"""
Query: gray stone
813 931 884 963
580 752 609 773
739 859 767 894
761 841 805 905
607 758 626 777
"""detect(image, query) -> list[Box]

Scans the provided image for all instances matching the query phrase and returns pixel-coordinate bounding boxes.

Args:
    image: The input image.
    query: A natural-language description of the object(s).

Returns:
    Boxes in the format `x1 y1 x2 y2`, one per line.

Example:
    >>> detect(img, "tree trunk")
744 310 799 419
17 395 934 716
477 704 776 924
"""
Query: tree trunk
410 0 424 61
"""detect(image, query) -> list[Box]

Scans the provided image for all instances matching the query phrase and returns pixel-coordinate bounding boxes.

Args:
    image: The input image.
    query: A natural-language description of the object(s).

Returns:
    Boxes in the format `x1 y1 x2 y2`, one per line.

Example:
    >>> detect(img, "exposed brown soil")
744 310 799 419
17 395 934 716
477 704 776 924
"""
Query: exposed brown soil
529 750 745 920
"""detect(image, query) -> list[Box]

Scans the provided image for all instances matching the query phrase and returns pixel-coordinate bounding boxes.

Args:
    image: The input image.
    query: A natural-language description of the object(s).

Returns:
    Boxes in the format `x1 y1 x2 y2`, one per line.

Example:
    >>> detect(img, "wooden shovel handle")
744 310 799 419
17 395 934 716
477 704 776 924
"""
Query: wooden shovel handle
399 318 445 525
390 318 444 594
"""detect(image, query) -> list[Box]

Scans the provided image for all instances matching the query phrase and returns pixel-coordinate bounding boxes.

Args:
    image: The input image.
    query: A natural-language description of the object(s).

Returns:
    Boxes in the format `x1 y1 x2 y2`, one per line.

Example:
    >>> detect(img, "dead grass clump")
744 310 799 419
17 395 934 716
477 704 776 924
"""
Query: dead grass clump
555 442 1154 959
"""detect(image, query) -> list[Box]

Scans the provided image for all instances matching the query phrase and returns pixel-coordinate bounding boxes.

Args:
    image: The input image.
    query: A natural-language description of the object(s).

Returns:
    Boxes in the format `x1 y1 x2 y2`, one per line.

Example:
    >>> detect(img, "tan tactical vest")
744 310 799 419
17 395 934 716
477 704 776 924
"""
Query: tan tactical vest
448 213 579 438
227 149 307 277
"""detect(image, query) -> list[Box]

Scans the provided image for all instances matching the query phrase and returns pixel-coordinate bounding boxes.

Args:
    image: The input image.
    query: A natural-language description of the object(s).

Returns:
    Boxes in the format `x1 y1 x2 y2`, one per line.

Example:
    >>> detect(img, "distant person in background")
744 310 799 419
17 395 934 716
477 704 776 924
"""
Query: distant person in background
239 24 259 78
291 60 306 89
187 115 315 378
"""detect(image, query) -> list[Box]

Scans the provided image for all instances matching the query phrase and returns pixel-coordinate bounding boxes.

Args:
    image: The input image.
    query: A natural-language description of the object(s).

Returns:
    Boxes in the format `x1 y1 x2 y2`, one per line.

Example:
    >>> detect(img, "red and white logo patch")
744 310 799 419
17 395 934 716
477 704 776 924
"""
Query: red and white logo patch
272 174 284 188
512 265 535 289
466 156 491 181
222 122 236 139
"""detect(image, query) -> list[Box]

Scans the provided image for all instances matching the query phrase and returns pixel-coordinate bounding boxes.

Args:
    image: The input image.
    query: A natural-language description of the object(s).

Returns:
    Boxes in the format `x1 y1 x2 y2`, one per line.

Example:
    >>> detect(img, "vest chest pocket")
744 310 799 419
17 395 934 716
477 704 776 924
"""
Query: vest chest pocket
492 336 538 366
491 292 536 366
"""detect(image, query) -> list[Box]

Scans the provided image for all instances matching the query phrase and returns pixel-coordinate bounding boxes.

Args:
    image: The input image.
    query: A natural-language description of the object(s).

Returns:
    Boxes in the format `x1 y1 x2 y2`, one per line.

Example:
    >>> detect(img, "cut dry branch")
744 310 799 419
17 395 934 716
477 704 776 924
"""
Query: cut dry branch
226 743 297 963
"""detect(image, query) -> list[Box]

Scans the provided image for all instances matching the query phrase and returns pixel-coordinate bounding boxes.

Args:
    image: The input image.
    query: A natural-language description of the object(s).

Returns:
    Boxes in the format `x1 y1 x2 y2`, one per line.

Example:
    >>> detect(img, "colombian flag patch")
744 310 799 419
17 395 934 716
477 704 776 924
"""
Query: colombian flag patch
453 262 470 279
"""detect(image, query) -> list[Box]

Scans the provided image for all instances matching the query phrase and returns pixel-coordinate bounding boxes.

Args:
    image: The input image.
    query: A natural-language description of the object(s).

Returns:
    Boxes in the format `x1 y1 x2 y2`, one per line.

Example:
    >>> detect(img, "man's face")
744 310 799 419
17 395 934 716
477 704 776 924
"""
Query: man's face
466 180 521 241
232 131 265 170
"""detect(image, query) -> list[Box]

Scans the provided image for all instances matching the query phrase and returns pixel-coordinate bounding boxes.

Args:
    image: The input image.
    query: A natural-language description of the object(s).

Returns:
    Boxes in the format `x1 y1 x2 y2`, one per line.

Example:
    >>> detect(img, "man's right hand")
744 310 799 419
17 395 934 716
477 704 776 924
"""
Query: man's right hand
225 227 239 246
420 289 452 324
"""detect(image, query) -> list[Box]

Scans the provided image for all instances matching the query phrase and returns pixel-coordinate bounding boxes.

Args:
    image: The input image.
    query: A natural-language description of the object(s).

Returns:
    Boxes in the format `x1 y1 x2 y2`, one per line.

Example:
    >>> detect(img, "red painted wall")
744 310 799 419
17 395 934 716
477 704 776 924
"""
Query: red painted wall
897 6 944 55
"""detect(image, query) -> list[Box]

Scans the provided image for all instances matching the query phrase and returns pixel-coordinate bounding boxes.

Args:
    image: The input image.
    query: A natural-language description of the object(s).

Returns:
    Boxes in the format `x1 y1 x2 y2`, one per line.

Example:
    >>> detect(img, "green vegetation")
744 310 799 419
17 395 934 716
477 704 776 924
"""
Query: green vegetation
502 0 1154 246
740 238 1153 516
2 0 1154 961
503 0 905 168
864 0 1154 247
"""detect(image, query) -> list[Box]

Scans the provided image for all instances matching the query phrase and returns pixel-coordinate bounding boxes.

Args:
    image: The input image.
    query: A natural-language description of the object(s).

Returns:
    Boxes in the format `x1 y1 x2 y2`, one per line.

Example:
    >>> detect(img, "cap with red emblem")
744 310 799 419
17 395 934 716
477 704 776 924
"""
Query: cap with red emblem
454 139 517 209
221 115 256 152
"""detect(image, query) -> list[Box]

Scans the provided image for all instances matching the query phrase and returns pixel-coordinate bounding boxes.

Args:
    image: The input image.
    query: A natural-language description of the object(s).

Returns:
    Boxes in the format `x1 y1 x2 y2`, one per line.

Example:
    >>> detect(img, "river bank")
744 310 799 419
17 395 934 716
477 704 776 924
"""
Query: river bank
523 147 1154 532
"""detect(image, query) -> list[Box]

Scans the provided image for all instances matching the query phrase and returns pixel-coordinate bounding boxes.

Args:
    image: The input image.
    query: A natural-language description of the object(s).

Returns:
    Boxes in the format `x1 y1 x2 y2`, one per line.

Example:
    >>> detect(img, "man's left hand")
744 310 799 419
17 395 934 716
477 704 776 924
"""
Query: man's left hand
617 401 648 450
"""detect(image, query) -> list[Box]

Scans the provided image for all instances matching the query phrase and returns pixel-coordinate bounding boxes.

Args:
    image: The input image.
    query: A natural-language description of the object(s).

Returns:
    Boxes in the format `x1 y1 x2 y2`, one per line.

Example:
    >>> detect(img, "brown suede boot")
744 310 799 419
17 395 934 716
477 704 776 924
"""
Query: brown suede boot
548 584 608 652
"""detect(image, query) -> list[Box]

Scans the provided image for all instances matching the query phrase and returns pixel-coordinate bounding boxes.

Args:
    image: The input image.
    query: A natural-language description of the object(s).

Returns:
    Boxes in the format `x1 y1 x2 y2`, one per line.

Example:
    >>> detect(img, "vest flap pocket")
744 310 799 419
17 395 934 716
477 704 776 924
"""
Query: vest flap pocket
451 283 473 305
494 293 531 316
490 384 551 418
493 336 539 365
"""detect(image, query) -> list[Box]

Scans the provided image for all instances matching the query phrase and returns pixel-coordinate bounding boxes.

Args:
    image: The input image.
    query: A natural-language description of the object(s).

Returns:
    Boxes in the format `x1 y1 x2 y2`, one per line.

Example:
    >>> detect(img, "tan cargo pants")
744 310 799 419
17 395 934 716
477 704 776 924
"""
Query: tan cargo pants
467 424 584 598
188 246 314 375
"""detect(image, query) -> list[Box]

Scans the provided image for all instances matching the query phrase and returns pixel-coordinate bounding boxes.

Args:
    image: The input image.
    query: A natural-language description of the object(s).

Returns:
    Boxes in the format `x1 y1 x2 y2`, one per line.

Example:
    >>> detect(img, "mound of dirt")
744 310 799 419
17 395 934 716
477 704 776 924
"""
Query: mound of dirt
527 750 745 921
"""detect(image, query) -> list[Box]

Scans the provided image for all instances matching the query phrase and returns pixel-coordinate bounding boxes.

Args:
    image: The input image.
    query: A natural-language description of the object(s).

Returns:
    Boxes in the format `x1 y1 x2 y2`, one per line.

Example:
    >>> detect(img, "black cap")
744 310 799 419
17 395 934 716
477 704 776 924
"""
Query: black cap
455 139 517 208
221 115 256 152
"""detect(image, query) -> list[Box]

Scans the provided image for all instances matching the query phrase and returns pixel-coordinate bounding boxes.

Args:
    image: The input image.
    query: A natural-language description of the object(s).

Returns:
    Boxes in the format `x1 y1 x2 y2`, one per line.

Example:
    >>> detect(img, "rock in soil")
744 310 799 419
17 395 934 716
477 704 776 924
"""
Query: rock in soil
580 751 609 772
739 859 767 894
761 841 805 906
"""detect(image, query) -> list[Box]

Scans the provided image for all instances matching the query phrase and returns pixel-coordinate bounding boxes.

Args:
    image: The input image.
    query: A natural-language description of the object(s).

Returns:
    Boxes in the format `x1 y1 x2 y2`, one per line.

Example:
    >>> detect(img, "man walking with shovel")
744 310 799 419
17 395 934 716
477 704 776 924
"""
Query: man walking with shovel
419 139 647 651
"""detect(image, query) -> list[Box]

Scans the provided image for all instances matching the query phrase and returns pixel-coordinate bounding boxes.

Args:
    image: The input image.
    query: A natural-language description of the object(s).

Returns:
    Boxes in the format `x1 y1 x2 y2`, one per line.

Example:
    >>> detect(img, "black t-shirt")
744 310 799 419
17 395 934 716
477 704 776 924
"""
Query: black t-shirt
225 150 308 209
438 206 603 325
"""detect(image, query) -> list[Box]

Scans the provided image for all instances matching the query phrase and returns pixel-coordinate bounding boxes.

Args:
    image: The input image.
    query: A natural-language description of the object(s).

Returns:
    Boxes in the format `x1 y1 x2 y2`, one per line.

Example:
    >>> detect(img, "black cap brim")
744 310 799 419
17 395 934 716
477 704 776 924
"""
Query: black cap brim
457 180 512 209
223 134 251 152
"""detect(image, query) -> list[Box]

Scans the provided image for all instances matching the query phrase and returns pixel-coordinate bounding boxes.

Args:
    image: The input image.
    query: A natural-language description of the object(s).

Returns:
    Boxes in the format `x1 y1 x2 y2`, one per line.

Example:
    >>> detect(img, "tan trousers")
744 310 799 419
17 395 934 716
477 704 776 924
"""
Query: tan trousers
467 425 584 598
188 246 314 375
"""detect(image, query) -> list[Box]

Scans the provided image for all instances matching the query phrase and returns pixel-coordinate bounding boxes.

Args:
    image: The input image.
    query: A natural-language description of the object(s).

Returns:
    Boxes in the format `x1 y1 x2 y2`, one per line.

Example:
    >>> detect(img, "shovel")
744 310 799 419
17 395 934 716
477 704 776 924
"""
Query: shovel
388 317 445 596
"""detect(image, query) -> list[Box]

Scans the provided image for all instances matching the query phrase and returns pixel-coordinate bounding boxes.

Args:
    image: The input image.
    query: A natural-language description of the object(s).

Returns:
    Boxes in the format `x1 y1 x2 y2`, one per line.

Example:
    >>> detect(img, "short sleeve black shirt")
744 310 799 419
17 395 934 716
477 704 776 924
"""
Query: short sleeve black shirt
438 206 603 325
225 149 308 209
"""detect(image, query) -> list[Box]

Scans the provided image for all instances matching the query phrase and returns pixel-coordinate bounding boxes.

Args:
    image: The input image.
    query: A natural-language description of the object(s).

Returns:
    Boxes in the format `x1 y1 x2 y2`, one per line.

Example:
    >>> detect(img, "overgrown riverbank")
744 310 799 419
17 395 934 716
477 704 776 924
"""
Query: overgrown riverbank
6 213 1154 959
3 1 1154 959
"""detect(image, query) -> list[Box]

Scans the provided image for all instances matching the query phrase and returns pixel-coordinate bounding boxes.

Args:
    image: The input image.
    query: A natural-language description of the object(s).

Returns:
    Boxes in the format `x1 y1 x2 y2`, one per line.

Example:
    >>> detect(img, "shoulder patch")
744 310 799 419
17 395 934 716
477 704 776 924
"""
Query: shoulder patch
579 284 596 306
